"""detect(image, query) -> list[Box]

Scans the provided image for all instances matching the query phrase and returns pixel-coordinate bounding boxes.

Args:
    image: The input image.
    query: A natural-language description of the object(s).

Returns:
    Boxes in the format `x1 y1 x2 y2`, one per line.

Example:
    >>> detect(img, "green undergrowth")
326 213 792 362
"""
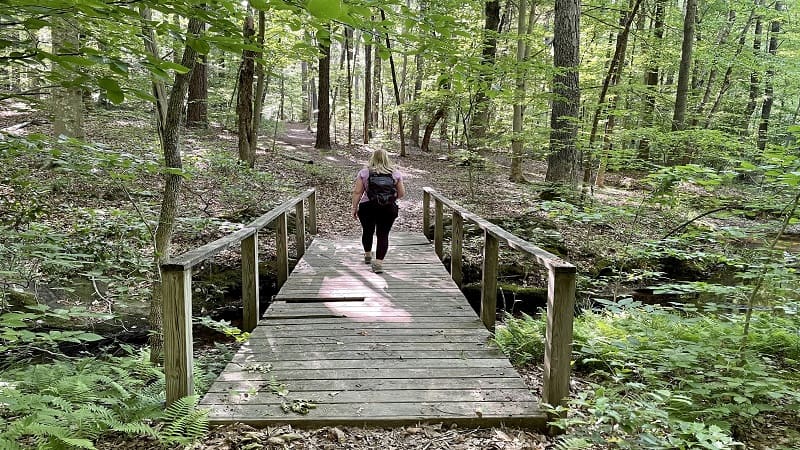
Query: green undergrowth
0 347 210 450
495 302 800 449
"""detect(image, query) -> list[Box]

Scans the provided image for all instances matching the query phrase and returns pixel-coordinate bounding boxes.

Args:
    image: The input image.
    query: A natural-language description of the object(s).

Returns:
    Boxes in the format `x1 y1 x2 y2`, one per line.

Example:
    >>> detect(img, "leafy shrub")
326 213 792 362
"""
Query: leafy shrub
494 302 800 447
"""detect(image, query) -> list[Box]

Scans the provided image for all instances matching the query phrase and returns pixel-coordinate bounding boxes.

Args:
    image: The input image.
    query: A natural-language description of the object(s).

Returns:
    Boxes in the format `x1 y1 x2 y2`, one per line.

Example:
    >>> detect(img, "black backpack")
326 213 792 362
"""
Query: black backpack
367 172 397 206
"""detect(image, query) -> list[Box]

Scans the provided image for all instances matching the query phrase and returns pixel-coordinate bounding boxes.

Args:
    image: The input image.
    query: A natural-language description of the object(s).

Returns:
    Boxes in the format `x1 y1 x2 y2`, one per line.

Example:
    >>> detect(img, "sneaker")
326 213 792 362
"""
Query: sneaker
371 261 383 273
364 254 372 264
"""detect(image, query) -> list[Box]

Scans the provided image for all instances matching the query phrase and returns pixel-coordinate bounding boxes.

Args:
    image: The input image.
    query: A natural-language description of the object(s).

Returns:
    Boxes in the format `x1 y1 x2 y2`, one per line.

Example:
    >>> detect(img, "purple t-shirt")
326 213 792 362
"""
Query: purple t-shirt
357 168 403 204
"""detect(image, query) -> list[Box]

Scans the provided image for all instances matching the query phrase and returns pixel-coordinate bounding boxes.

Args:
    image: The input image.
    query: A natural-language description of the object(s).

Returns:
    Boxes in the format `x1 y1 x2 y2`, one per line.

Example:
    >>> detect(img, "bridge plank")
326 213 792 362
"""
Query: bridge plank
206 377 525 393
201 232 545 428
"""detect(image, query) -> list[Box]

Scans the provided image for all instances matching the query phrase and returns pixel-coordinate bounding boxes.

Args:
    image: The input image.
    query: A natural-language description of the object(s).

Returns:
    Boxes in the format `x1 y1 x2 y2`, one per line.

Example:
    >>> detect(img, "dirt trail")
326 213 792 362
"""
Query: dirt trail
271 122 439 238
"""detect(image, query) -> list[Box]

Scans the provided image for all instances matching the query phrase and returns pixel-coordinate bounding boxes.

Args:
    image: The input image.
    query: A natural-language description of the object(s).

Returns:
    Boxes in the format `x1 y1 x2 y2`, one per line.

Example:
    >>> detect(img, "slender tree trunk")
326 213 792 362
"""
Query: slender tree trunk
301 62 309 122
52 17 84 138
372 31 381 130
705 10 756 128
594 0 642 186
381 9 405 156
251 11 266 156
509 0 527 182
470 0 501 141
672 0 698 132
744 2 763 134
309 76 317 130
691 9 736 128
315 28 332 149
331 33 347 142
364 34 372 144
237 15 256 167
757 1 782 152
545 0 581 183
637 0 665 159
346 27 353 145
410 51 423 148
143 14 203 364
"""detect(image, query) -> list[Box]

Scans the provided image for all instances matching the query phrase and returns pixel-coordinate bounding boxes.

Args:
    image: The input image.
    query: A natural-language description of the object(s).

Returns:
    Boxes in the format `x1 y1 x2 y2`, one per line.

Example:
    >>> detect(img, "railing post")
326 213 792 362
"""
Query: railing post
450 210 464 287
241 232 259 332
422 189 431 239
162 267 194 405
543 266 577 414
480 231 499 331
276 212 289 288
308 190 318 235
295 201 306 259
434 198 444 259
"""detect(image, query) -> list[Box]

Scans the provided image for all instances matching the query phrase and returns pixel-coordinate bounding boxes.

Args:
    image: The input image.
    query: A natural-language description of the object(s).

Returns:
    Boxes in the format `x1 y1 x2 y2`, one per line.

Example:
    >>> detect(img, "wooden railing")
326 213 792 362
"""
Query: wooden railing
160 188 317 405
422 187 577 409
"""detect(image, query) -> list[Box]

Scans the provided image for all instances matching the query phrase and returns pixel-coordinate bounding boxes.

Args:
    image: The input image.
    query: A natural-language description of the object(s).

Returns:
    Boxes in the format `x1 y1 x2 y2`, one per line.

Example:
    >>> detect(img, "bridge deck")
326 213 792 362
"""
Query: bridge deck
200 232 546 428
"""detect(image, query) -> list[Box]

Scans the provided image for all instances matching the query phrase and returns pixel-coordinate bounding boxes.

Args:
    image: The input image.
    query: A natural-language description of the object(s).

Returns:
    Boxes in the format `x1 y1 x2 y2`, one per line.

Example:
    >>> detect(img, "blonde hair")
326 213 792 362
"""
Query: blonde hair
367 148 394 174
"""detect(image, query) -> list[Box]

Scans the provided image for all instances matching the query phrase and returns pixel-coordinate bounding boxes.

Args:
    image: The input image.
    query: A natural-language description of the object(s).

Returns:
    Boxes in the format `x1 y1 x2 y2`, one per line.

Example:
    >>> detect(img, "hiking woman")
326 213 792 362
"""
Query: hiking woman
351 149 406 273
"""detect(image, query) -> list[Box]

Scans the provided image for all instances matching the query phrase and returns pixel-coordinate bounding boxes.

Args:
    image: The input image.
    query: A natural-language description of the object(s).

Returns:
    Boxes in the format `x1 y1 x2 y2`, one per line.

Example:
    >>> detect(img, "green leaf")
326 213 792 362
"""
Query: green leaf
97 77 120 92
23 18 49 30
109 59 130 75
306 0 343 20
187 37 210 55
76 333 104 342
250 0 269 9
160 61 191 74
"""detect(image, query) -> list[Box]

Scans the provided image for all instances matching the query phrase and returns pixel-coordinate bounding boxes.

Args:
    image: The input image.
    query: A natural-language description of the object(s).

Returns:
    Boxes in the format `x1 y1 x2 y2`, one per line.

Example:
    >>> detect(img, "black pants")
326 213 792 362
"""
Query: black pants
357 201 399 260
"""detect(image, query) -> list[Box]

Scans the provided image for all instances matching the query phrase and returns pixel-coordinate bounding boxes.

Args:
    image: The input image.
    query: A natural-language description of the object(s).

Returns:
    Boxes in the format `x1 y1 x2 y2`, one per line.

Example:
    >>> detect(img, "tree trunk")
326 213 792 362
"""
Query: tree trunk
315 28 332 149
672 0 698 132
509 0 527 183
372 30 382 130
422 107 445 153
470 0 501 141
410 51 423 148
237 15 256 167
691 9 736 128
744 2 763 134
545 0 581 183
143 14 203 364
186 54 208 128
593 0 642 186
382 9 405 156
251 11 267 156
364 34 372 143
301 61 309 122
757 1 782 152
52 17 84 138
705 10 756 128
309 75 317 130
345 27 353 145
639 0 664 150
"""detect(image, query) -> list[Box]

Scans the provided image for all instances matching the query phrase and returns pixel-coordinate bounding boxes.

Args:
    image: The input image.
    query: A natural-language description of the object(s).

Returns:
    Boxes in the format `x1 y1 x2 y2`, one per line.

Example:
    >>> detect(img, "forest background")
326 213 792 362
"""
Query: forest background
1 0 799 448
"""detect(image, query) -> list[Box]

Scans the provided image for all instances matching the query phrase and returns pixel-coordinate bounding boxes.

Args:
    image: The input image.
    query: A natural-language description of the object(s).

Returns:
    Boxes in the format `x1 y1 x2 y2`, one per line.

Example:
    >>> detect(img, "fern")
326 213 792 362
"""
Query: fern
157 395 209 446
0 437 25 450
53 437 95 450
552 437 592 450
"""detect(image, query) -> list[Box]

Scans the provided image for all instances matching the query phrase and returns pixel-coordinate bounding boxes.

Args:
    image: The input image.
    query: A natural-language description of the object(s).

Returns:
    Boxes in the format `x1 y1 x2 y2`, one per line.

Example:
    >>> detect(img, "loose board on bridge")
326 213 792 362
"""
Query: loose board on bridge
200 232 546 428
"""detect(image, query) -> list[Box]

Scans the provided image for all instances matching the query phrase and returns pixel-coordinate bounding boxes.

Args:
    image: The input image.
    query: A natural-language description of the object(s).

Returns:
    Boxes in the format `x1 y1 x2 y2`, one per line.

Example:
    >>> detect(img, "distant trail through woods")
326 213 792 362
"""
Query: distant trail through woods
273 122 426 237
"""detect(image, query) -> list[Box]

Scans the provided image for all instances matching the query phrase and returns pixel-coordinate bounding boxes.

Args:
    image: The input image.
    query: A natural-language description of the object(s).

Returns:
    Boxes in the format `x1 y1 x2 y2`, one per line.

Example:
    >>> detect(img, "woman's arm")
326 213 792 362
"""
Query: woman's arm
396 178 406 200
351 177 365 218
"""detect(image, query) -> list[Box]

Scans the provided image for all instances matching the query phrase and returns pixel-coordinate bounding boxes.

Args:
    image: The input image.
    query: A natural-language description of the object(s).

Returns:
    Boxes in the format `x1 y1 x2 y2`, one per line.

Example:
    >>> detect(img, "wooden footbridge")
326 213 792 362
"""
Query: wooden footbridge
160 188 576 429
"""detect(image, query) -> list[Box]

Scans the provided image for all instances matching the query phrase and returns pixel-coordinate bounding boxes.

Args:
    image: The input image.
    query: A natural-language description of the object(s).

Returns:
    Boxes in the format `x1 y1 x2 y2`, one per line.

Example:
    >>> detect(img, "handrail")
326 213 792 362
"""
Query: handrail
160 188 317 406
422 187 576 413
